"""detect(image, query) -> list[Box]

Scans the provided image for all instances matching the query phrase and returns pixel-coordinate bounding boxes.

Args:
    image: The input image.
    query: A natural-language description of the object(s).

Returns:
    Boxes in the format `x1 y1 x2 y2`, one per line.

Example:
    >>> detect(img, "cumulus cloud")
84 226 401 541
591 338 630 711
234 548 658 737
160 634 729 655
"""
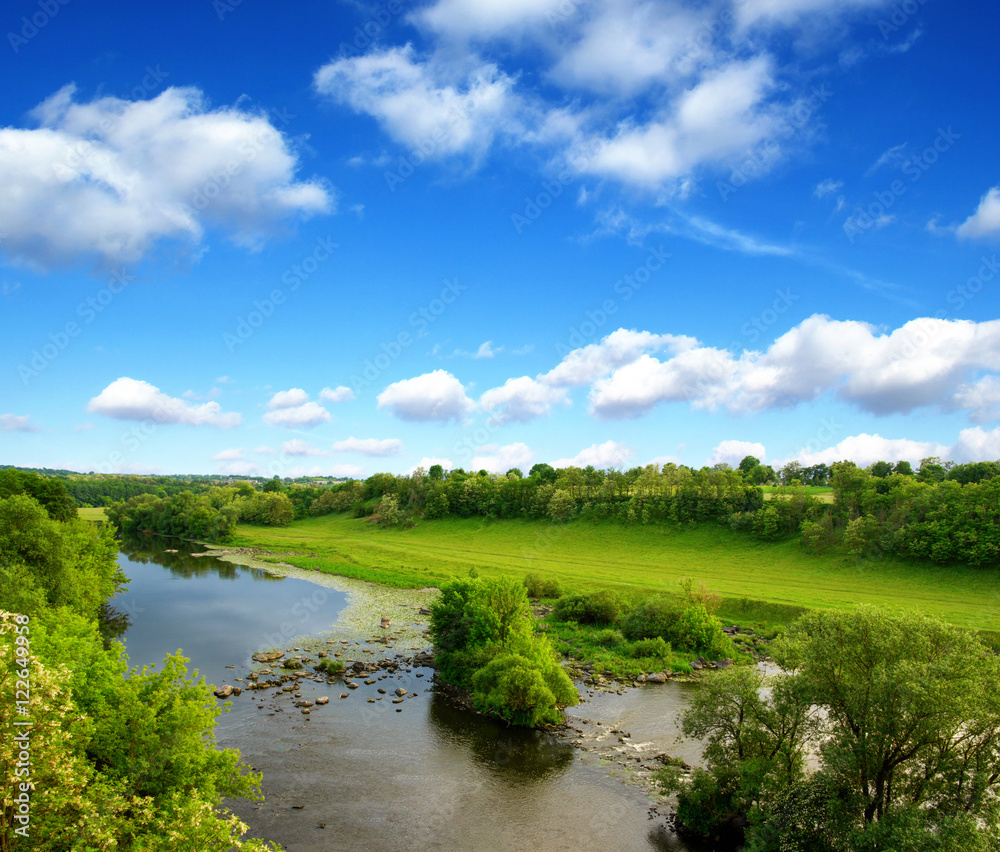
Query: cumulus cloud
587 316 1000 420
551 440 633 469
217 461 262 476
280 439 330 457
0 85 331 269
479 377 569 423
710 440 767 467
783 433 948 469
956 187 1000 240
413 0 568 38
267 388 310 409
262 401 331 428
320 386 356 403
212 448 245 461
377 370 476 422
87 377 241 428
952 426 1000 462
332 437 403 456
0 414 41 433
542 329 697 388
314 46 520 160
470 442 534 473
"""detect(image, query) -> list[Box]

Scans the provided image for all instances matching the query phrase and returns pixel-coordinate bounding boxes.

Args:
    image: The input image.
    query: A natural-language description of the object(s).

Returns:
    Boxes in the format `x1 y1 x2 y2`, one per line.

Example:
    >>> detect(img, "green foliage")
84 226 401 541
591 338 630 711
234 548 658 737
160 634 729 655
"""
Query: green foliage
673 606 1000 849
552 589 621 625
0 494 276 851
522 572 562 598
591 628 623 647
620 588 732 658
547 488 576 522
624 636 671 658
429 576 578 726
376 494 401 526
313 658 344 675
0 468 77 521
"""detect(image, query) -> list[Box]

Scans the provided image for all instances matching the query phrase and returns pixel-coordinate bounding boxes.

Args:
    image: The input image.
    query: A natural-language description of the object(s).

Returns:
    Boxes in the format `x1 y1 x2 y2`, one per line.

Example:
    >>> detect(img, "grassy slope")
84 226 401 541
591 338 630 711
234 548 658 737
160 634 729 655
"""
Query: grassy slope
77 506 109 521
230 515 1000 632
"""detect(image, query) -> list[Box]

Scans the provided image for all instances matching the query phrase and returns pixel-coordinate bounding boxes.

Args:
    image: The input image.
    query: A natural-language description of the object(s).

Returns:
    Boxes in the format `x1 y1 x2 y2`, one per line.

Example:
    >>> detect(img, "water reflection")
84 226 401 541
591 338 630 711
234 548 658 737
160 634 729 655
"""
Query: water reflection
119 535 281 581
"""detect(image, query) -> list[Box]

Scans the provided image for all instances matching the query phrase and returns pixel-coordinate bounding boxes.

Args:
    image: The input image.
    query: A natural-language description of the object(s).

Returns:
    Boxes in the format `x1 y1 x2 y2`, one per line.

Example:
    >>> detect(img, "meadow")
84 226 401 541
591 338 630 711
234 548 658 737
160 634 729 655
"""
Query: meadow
226 514 1000 635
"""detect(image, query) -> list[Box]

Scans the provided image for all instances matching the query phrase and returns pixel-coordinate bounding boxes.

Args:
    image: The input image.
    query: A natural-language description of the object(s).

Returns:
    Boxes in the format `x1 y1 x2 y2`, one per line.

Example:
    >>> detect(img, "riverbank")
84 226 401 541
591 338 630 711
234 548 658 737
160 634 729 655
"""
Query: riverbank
209 543 706 822
225 514 1000 634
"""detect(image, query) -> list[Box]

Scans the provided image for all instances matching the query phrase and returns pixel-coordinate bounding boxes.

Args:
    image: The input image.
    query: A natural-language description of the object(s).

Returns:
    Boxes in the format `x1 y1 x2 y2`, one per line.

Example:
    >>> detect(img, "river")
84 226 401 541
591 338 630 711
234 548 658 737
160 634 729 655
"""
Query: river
111 537 706 852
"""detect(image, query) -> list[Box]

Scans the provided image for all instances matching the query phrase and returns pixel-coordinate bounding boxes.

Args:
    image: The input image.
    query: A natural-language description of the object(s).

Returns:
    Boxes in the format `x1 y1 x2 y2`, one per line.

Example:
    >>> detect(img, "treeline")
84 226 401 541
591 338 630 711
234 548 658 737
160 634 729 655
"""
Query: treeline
815 461 1000 566
0 483 276 848
106 485 295 542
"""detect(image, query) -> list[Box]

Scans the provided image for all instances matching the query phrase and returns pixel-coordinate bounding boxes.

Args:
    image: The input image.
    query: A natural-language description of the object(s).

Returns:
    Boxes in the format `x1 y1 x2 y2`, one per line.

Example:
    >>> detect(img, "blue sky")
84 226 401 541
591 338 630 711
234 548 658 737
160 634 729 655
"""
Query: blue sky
2 0 999 478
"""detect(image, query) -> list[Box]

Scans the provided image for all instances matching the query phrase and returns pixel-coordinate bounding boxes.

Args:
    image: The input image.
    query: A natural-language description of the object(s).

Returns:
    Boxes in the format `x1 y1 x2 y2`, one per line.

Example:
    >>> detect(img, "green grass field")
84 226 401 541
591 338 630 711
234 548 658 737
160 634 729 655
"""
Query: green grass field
77 506 109 521
230 515 1000 633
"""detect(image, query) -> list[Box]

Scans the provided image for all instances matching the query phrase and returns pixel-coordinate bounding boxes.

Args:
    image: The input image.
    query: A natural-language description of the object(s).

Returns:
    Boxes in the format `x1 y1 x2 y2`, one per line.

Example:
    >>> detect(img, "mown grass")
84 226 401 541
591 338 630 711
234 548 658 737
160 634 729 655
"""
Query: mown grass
78 506 109 521
230 514 1000 633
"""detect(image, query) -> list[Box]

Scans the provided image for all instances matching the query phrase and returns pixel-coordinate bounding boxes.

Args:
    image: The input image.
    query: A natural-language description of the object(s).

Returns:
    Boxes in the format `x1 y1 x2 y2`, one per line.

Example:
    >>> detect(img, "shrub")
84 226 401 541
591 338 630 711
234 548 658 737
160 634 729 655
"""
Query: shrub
592 628 624 648
523 572 562 598
626 636 671 659
313 659 344 675
552 590 621 625
621 597 677 641
621 596 730 657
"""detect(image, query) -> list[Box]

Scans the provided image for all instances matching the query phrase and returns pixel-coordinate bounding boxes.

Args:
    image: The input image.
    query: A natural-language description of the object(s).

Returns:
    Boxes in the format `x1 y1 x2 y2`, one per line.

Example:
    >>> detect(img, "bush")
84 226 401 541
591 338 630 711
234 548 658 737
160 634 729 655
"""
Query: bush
621 596 730 657
313 659 344 675
523 572 562 598
626 636 671 659
592 628 624 648
552 590 621 625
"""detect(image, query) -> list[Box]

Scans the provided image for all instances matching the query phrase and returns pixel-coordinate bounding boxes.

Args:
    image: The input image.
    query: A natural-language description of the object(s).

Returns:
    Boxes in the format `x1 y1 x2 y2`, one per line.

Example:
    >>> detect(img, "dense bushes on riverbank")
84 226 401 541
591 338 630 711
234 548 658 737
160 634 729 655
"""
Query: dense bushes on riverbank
430 575 578 727
0 489 279 850
662 607 1000 850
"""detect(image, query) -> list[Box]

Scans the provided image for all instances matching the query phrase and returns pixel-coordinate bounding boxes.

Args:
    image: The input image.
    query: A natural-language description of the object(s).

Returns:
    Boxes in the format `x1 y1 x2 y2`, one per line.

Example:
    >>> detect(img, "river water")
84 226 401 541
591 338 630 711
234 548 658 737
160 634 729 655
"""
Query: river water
111 538 704 852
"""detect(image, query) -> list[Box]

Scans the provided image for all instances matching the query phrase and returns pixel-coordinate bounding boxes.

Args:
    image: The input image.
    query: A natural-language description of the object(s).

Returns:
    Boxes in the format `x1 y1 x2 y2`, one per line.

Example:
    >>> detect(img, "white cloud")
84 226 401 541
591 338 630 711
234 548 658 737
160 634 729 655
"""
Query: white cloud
281 439 330 457
413 0 568 38
551 440 633 469
212 448 245 461
253 445 275 455
87 377 241 428
814 178 843 198
327 464 367 478
952 426 1000 462
587 316 1000 420
953 376 1000 423
571 57 789 191
470 442 534 473
710 440 767 467
377 370 476 422
267 388 309 410
262 401 331 428
332 437 403 456
865 143 908 175
479 377 569 423
542 328 697 388
785 433 948 468
410 456 453 473
320 385 356 403
956 187 1000 240
0 414 40 433
549 1 710 97
314 46 520 160
0 85 331 269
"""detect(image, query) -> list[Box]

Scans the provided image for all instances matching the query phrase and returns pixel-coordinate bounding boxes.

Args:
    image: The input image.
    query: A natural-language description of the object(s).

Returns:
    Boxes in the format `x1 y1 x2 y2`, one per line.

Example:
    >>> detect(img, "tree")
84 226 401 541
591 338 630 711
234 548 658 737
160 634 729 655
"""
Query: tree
917 456 947 483
669 606 1000 849
893 460 914 477
528 463 557 484
869 460 894 478
738 455 761 475
261 476 282 493
428 464 445 481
